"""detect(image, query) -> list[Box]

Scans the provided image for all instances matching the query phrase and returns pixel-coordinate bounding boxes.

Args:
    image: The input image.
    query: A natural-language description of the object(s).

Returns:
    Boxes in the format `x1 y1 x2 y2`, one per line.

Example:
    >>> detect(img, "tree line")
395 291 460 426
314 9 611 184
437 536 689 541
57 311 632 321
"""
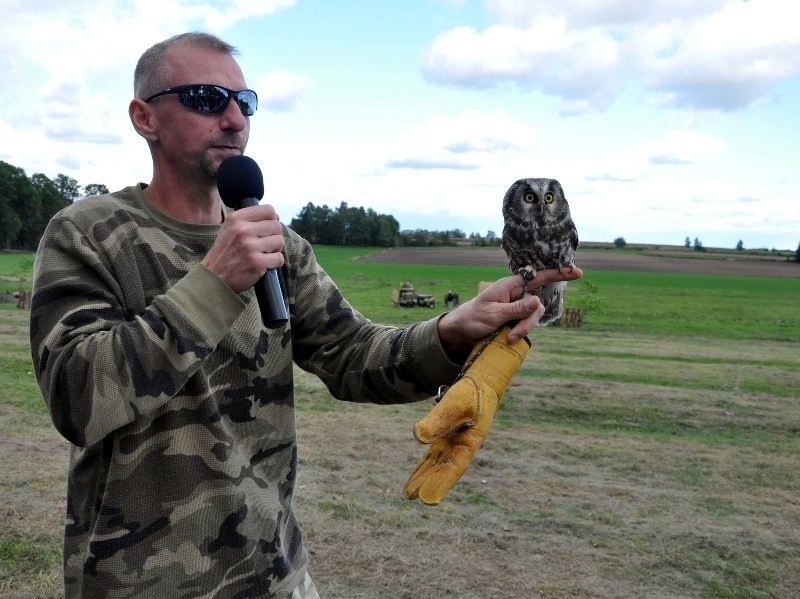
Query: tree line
4 159 795 257
288 201 499 247
0 161 108 250
289 202 400 247
1 159 498 251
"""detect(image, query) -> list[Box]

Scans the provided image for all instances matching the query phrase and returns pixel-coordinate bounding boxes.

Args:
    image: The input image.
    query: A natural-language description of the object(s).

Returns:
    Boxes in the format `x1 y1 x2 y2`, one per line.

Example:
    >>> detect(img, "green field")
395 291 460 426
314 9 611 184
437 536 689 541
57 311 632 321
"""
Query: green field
310 246 800 341
1 247 799 598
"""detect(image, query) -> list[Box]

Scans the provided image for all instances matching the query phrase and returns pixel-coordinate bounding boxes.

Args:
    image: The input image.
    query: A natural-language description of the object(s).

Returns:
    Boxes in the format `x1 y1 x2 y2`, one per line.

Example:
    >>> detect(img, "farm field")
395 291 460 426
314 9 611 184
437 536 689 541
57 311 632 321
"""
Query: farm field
1 247 799 598
363 245 800 278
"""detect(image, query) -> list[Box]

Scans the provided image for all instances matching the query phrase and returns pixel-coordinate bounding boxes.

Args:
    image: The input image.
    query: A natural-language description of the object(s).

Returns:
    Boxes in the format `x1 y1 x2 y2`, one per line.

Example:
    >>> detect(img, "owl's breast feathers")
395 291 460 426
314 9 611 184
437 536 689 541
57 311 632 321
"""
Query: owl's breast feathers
503 214 578 273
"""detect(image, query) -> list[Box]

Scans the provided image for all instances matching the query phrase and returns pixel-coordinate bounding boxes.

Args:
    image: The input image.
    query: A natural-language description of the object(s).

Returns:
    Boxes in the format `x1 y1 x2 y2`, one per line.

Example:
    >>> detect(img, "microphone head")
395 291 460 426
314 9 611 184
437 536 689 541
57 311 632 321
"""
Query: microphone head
217 155 264 207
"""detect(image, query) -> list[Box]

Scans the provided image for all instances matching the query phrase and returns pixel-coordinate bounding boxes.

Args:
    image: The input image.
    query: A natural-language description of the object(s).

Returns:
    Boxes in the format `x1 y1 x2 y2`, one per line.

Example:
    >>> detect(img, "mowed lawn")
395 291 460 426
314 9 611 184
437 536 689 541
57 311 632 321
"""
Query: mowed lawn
1 248 799 598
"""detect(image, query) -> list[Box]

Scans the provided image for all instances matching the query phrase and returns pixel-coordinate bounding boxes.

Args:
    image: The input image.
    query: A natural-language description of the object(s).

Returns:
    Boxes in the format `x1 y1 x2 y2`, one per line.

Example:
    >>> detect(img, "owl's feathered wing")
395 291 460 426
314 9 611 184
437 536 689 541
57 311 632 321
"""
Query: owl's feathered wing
501 178 579 325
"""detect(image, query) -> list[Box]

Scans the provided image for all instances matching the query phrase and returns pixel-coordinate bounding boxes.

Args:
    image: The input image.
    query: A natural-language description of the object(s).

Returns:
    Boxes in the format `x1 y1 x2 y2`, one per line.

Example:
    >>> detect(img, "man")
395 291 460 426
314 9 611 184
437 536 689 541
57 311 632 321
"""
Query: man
30 32 581 598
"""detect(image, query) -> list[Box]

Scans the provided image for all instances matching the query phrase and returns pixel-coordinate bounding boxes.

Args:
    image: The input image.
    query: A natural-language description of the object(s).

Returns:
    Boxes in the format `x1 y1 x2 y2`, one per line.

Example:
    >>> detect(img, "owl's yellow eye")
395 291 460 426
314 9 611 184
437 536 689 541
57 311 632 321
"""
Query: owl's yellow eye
524 193 535 203
544 192 554 204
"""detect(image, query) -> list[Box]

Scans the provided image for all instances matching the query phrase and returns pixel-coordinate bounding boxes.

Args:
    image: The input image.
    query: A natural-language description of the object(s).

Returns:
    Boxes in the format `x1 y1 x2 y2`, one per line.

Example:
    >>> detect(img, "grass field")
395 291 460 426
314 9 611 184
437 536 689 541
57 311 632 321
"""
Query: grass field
1 248 799 598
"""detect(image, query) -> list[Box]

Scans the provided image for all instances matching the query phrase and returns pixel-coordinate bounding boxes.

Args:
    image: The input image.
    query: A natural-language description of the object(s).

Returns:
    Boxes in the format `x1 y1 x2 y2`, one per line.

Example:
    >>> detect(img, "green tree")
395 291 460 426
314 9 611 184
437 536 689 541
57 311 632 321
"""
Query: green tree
31 173 70 244
0 161 27 248
292 203 320 243
84 183 110 196
54 174 81 203
613 237 626 248
736 239 744 251
289 201 398 247
0 161 107 249
373 214 399 246
12 173 42 250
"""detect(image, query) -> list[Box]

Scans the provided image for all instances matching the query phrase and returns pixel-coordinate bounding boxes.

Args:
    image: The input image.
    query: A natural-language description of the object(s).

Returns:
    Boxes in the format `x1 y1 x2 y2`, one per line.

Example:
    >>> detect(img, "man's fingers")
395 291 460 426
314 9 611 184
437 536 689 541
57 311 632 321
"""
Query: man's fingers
527 266 583 290
230 203 279 222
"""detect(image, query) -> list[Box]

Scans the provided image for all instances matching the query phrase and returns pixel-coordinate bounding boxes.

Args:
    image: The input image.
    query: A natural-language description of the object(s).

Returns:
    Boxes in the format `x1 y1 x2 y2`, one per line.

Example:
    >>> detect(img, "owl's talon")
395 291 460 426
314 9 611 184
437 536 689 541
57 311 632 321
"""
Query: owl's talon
516 265 536 281
557 263 575 274
516 266 536 299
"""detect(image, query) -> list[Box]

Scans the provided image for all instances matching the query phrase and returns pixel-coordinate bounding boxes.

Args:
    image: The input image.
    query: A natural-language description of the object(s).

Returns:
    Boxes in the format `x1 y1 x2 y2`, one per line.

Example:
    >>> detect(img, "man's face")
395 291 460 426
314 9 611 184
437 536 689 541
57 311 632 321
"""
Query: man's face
148 44 251 182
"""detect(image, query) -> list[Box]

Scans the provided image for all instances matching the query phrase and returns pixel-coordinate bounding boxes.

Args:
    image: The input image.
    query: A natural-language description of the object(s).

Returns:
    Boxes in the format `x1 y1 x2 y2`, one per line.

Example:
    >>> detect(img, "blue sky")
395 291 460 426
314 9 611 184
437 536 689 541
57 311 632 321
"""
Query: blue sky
1 0 798 250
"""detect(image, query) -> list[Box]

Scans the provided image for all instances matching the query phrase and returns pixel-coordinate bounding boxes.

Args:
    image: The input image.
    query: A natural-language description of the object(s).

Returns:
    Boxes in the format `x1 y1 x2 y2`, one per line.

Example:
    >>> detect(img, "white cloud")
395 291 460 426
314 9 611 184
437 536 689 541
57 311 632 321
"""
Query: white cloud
588 130 726 181
641 0 800 110
256 70 312 112
484 0 729 27
0 0 295 187
0 1 298 140
199 0 295 32
646 131 727 164
386 111 537 170
421 18 622 113
422 0 800 113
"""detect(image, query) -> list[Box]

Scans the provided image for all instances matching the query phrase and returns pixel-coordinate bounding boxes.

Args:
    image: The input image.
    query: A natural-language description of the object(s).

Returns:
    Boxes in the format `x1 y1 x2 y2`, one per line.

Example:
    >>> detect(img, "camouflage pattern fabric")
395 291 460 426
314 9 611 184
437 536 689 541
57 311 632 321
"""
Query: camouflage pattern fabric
30 184 461 598
290 572 319 598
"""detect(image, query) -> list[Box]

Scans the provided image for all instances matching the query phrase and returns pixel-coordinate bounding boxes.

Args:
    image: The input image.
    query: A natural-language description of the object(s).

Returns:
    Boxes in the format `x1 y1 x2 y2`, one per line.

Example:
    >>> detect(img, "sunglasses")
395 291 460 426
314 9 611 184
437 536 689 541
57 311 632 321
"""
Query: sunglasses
144 84 258 116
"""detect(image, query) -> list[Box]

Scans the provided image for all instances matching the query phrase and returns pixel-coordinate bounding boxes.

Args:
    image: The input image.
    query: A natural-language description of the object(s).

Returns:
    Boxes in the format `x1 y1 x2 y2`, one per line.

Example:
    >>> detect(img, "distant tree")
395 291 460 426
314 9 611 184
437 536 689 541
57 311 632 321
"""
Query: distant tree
0 161 28 248
290 201 398 246
684 236 691 248
736 239 744 251
613 237 626 248
469 231 498 247
54 174 81 202
796 241 800 263
30 173 70 247
693 237 704 252
84 183 110 196
0 160 108 249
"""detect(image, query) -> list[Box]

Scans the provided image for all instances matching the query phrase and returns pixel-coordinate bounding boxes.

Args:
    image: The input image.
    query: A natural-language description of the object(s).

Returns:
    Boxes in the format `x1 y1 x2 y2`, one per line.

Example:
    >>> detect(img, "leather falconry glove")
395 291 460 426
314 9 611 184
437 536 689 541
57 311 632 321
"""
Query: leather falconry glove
403 326 530 505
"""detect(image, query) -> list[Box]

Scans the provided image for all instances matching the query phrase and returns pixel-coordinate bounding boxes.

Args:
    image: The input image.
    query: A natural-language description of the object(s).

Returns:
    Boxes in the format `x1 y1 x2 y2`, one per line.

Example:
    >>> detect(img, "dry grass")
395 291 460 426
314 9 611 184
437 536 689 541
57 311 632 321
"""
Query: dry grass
292 353 800 599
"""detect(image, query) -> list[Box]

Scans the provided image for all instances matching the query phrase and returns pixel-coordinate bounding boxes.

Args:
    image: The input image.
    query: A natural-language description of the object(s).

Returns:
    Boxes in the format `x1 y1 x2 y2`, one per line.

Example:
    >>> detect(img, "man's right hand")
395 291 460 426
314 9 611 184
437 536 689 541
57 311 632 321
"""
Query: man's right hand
202 204 285 293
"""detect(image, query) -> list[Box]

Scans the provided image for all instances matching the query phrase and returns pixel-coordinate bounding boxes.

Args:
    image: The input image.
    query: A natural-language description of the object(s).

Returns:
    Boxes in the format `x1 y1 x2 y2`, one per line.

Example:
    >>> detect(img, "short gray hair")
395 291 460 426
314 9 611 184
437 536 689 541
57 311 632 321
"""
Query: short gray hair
133 32 239 99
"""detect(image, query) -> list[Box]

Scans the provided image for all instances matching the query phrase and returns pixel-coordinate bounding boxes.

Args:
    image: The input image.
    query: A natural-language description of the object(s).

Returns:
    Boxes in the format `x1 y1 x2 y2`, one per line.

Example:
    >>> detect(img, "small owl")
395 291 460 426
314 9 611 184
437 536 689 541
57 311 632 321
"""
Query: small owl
501 178 579 325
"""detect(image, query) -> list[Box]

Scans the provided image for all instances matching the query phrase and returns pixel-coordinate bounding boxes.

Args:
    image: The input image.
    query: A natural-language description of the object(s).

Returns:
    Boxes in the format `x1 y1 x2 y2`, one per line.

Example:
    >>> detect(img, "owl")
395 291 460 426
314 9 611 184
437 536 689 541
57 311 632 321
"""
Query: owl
501 178 579 325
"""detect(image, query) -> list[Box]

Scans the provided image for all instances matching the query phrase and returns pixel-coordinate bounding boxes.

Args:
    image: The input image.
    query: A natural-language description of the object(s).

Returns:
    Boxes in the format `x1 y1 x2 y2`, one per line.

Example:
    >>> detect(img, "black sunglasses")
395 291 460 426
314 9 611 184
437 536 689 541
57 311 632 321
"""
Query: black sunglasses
144 84 258 116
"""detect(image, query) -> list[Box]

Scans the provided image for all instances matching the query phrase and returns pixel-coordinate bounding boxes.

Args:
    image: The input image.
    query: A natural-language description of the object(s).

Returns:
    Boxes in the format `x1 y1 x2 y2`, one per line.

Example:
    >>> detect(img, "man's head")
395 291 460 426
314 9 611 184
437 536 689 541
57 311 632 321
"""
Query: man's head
129 32 252 184
134 32 239 100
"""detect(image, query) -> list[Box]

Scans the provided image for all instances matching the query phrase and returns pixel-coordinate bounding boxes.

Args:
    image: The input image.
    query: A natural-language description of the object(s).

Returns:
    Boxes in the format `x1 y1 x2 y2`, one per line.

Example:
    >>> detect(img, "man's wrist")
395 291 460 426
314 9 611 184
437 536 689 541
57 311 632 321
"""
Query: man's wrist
437 312 472 362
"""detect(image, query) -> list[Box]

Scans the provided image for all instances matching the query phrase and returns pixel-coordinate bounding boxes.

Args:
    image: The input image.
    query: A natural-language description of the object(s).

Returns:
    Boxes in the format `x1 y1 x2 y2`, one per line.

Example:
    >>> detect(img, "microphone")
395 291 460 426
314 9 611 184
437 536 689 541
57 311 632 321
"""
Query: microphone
217 155 289 328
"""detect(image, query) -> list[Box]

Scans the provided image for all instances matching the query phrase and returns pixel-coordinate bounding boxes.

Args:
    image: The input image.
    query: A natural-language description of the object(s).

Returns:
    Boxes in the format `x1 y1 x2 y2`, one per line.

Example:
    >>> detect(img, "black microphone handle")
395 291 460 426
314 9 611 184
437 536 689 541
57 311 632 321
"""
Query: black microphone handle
255 268 289 328
230 197 288 328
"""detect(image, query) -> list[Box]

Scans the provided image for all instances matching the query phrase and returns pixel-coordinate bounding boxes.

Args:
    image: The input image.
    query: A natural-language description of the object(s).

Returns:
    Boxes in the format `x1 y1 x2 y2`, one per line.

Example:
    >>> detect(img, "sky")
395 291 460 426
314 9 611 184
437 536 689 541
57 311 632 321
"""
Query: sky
1 0 798 250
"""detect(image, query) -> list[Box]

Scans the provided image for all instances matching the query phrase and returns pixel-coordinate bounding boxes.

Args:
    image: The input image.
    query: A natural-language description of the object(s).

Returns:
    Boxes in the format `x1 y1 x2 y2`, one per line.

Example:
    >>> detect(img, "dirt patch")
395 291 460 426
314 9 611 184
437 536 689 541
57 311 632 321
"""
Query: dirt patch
0 436 64 454
362 247 800 278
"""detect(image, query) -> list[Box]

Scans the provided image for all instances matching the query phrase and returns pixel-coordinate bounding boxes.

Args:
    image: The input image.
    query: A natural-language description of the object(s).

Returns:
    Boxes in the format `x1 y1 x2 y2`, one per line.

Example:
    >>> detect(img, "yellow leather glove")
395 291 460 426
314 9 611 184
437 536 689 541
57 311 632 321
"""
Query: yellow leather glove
403 326 530 505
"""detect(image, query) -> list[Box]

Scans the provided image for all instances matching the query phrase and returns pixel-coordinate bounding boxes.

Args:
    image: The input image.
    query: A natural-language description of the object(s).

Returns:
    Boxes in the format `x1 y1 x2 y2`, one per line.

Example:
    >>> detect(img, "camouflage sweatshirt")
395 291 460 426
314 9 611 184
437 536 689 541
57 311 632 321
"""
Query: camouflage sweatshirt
30 184 461 598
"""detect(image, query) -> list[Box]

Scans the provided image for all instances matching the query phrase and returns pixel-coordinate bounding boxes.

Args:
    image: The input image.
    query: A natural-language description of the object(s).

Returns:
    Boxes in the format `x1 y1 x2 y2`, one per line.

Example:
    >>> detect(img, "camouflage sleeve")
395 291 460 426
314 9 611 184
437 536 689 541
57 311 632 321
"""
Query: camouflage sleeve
284 231 462 404
30 213 246 447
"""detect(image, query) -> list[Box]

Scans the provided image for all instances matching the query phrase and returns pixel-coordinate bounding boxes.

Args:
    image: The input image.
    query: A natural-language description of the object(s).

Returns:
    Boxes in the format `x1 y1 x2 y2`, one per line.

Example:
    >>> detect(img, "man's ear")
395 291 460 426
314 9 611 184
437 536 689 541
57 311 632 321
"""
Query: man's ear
129 99 158 141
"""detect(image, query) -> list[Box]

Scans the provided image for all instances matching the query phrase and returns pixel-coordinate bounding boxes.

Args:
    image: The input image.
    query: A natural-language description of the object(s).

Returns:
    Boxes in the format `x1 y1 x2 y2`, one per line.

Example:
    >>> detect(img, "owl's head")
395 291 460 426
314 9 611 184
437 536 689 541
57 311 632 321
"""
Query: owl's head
503 178 569 224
